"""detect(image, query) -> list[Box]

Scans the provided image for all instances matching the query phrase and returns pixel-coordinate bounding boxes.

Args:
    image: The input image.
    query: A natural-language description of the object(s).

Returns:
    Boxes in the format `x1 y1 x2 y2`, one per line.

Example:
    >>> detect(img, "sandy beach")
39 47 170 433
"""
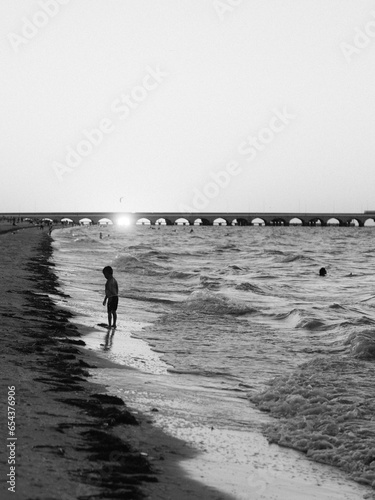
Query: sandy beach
1 226 374 500
1 227 239 500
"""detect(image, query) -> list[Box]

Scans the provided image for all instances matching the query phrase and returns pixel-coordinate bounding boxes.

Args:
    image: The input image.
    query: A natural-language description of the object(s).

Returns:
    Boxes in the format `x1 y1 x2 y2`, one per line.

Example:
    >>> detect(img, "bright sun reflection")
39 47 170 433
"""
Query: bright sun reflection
117 216 132 226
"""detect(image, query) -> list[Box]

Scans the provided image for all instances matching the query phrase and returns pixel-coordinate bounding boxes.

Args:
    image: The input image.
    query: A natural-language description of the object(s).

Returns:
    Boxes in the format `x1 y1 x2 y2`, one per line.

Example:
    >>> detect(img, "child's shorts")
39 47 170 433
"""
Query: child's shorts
107 296 118 312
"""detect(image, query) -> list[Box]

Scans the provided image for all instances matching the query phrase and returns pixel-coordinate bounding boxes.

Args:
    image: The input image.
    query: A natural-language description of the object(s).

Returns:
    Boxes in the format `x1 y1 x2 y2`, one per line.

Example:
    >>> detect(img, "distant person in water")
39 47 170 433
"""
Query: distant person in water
102 266 118 328
319 267 327 277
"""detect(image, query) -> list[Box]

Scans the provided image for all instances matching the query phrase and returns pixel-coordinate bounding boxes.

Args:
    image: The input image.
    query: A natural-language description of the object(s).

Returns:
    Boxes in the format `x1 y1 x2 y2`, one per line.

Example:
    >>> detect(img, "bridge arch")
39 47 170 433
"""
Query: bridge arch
347 219 359 227
251 217 266 226
364 218 375 226
79 218 92 225
213 217 228 226
232 218 249 226
270 217 288 226
136 217 151 225
288 217 303 226
98 217 114 226
175 217 190 225
326 217 341 226
61 217 73 225
196 218 210 226
155 218 172 225
345 218 365 227
307 218 324 226
41 218 53 226
191 218 203 225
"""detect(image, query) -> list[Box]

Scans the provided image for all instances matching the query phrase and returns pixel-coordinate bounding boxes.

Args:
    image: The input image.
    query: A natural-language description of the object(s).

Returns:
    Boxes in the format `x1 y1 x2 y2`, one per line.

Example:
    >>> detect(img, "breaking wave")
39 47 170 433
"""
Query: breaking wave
183 290 256 316
250 356 375 488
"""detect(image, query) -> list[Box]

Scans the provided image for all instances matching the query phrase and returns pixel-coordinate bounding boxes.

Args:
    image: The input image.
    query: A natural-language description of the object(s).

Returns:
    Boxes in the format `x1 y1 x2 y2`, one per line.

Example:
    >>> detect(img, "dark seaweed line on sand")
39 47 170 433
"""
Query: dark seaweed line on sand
19 234 157 499
0 224 36 236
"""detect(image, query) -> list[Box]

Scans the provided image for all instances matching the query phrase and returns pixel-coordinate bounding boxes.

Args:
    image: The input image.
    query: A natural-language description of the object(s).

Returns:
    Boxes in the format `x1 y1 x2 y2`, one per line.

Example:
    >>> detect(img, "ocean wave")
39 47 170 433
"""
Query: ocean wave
329 303 345 310
267 308 306 329
183 290 256 316
274 308 300 319
199 275 222 290
281 254 314 263
115 253 142 268
227 264 246 274
167 367 234 378
264 249 286 256
223 264 253 276
126 293 179 305
72 234 98 244
168 270 196 279
256 273 278 279
127 243 153 250
234 282 266 294
295 317 330 330
340 316 375 328
359 294 375 304
250 356 375 489
215 243 241 252
138 249 170 260
114 253 170 276
344 329 375 360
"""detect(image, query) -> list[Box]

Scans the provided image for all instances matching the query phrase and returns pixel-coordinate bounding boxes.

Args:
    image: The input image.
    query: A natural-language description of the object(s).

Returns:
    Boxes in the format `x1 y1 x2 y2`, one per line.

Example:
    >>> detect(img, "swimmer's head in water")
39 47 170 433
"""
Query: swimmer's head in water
319 267 327 276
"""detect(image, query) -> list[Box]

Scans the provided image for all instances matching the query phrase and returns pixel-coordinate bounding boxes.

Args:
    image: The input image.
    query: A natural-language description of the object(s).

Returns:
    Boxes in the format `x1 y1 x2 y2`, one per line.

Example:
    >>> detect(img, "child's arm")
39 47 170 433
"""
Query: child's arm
103 282 108 305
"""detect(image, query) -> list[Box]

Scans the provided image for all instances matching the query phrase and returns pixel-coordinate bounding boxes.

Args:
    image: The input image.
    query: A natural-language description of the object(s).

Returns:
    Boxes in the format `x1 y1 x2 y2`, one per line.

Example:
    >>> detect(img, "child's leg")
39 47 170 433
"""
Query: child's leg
107 310 112 327
112 311 117 328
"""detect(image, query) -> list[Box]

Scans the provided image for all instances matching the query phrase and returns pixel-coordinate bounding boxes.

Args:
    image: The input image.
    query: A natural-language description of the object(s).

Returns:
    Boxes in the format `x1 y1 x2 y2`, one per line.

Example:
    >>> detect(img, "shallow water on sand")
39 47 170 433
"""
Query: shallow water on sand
51 225 375 497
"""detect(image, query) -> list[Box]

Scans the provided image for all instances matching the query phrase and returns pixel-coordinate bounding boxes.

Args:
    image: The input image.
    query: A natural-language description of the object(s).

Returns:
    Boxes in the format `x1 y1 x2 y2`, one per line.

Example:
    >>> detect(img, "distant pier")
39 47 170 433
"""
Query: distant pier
1 212 375 226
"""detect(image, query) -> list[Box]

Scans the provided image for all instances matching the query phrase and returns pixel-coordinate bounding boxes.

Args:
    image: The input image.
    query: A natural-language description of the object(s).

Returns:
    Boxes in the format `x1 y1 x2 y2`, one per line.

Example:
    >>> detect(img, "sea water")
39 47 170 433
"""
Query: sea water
51 225 375 498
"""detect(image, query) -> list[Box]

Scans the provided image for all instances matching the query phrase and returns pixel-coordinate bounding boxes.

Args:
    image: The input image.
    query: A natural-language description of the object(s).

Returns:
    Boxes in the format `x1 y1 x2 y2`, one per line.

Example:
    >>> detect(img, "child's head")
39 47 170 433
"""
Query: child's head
103 266 113 278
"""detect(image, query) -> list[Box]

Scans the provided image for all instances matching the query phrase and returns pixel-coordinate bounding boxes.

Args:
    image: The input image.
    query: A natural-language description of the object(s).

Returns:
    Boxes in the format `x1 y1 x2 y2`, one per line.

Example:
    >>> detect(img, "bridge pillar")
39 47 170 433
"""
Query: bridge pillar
234 218 249 226
271 219 287 226
198 218 210 226
345 220 358 227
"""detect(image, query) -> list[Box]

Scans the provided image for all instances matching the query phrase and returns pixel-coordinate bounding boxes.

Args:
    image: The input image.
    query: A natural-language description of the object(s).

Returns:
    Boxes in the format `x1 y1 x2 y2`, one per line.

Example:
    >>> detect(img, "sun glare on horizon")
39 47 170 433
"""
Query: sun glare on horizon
117 216 132 226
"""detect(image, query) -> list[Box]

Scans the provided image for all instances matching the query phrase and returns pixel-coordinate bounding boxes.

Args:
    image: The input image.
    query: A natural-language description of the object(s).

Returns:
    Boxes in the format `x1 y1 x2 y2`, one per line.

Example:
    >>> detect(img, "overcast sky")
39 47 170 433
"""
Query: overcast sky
1 0 375 214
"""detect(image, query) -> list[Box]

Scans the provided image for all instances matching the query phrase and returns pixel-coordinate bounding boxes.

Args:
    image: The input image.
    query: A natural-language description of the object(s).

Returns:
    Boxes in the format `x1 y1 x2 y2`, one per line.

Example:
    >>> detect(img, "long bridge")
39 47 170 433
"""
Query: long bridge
1 212 375 226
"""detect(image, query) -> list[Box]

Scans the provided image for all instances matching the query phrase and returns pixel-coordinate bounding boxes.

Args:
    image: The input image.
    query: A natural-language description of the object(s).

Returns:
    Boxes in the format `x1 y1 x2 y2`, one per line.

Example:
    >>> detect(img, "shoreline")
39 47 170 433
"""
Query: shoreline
2 227 374 499
0 222 39 235
0 228 236 499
